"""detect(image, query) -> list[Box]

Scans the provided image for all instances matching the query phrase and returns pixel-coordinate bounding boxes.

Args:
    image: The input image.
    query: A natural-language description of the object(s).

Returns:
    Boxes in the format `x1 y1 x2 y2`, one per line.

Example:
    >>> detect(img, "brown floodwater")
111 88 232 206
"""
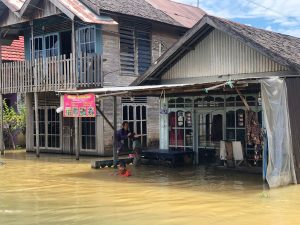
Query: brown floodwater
0 151 300 225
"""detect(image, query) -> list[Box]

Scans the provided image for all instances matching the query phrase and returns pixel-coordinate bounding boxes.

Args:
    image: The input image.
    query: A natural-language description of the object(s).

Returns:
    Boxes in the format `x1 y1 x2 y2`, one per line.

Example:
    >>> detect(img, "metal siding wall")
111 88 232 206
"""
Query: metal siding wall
286 78 300 183
162 29 287 80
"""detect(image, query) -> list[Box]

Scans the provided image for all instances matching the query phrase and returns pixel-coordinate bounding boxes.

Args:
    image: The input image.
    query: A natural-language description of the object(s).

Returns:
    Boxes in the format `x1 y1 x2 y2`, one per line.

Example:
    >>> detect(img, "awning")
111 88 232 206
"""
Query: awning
59 0 117 25
57 80 255 98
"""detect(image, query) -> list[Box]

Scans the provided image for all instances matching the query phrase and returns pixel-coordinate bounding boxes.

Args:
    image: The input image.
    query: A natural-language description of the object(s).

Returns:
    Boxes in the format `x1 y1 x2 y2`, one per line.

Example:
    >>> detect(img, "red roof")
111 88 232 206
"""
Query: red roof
1 36 24 61
145 0 206 28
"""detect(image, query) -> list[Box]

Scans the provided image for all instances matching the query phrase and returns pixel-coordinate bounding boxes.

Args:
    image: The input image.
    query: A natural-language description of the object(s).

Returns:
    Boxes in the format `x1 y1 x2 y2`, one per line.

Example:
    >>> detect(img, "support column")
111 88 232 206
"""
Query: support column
72 20 77 87
159 99 169 150
113 96 118 168
0 94 4 155
34 93 39 157
25 93 34 151
74 117 79 160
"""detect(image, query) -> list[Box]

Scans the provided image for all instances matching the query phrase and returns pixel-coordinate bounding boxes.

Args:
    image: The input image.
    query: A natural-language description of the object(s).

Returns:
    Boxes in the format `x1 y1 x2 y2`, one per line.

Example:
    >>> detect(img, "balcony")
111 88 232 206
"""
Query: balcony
0 53 103 94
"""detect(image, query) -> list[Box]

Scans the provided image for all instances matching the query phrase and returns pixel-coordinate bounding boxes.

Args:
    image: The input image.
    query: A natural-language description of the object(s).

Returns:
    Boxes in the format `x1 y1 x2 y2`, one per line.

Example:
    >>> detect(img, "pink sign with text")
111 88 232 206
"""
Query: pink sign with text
63 94 96 118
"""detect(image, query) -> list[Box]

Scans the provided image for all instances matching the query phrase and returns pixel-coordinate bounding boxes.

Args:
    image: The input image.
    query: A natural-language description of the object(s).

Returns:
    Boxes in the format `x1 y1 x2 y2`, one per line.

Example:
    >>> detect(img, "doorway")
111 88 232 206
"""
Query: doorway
196 110 224 163
60 31 72 58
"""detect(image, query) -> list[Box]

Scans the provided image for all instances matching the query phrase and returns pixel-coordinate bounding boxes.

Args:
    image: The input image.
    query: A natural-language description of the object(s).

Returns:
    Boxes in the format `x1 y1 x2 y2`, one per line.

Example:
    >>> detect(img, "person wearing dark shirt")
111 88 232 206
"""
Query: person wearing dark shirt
116 122 132 155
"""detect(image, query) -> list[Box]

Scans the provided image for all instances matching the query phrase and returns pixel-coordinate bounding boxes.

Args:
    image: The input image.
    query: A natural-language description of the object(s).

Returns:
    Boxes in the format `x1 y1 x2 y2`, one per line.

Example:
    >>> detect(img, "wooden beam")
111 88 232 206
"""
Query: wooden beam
72 19 76 87
113 96 118 168
74 117 79 160
34 92 40 157
25 93 34 151
0 94 4 155
96 105 115 131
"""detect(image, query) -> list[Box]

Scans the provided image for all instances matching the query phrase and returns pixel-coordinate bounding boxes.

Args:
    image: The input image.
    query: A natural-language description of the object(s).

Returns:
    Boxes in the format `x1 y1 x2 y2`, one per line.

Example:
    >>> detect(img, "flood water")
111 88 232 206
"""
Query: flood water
1 151 300 225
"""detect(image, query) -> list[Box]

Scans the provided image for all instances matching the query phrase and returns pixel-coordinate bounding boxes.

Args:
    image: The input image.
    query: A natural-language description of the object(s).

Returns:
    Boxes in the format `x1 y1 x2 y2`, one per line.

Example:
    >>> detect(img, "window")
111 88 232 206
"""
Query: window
34 109 46 148
31 34 59 59
34 108 60 149
169 110 193 151
47 109 60 148
81 117 96 150
78 26 96 54
45 34 59 57
122 104 147 148
120 23 151 75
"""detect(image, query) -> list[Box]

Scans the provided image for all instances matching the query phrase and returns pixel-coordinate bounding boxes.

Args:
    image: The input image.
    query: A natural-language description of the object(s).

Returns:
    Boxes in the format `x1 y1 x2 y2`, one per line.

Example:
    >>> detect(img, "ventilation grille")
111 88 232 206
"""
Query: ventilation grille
121 97 147 104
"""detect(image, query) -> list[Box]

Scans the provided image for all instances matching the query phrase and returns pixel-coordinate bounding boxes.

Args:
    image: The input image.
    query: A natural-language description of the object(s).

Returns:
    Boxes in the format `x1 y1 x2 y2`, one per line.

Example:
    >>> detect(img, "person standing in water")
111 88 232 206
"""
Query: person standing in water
116 122 132 155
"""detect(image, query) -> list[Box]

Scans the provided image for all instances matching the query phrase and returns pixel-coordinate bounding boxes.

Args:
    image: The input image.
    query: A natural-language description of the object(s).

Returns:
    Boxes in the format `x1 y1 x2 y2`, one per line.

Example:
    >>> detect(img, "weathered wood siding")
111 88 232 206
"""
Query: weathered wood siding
162 29 288 80
0 0 62 27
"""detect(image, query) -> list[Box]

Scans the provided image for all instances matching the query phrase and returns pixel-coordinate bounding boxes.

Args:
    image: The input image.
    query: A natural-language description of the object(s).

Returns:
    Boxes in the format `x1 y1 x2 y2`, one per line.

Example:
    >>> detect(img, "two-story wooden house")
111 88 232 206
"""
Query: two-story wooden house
0 0 205 156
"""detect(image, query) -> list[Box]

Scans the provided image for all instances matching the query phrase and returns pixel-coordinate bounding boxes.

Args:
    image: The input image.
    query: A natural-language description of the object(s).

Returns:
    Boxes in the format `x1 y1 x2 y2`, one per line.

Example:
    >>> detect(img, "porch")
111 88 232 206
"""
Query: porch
0 53 103 94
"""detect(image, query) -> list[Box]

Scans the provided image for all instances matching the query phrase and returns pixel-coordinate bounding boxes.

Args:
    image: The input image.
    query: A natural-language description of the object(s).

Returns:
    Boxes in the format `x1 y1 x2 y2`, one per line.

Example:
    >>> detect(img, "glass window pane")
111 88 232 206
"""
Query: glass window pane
142 121 147 134
226 129 235 140
142 106 146 119
129 106 134 120
226 111 235 127
236 109 245 128
123 106 128 120
136 106 141 120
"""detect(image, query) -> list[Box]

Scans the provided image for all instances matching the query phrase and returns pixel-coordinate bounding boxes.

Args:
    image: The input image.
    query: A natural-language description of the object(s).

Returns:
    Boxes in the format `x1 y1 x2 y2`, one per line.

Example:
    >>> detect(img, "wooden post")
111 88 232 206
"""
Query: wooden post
31 21 40 157
25 93 34 151
72 20 76 88
0 94 4 155
0 43 3 155
74 117 79 160
113 96 118 168
34 92 39 157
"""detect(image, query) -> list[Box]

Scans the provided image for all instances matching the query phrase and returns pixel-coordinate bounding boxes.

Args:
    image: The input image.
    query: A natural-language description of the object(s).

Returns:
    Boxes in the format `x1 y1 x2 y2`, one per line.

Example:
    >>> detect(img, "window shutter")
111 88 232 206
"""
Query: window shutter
120 26 135 74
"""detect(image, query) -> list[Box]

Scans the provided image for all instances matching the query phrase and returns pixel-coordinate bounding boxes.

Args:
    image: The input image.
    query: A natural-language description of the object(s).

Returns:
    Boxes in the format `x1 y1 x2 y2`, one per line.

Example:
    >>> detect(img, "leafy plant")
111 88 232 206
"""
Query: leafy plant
2 100 26 149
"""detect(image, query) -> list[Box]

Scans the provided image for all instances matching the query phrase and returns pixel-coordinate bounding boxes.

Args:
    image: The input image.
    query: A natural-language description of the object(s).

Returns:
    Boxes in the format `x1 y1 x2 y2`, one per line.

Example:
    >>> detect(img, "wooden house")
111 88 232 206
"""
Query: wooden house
132 15 300 187
0 0 205 156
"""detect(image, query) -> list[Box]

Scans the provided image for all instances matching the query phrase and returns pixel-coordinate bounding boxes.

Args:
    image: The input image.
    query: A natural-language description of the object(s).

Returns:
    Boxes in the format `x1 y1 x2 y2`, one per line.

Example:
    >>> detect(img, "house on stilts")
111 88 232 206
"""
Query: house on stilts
0 0 205 156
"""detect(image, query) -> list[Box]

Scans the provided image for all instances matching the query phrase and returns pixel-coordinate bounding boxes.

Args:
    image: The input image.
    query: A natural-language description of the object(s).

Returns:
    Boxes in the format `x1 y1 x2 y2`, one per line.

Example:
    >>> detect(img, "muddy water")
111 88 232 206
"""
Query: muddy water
0 151 300 225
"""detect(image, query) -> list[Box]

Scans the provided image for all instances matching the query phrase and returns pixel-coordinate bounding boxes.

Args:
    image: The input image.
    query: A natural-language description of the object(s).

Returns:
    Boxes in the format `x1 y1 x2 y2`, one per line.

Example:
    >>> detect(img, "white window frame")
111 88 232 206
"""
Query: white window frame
30 33 60 59
33 106 62 150
122 103 148 148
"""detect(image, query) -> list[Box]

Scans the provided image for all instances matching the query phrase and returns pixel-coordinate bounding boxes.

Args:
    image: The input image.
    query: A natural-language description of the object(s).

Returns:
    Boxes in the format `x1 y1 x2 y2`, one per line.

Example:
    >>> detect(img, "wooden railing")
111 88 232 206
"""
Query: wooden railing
0 53 103 94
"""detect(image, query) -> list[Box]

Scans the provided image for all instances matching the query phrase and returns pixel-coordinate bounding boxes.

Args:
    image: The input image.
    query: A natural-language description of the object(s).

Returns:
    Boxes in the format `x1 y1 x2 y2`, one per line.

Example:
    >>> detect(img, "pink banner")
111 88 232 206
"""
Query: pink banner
63 94 96 118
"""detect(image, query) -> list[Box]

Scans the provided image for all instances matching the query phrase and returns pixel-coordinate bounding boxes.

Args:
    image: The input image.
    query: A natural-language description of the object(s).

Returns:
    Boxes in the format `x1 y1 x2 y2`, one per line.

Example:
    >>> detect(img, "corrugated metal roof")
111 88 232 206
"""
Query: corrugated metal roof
2 0 24 12
59 0 117 24
1 36 24 61
145 0 206 28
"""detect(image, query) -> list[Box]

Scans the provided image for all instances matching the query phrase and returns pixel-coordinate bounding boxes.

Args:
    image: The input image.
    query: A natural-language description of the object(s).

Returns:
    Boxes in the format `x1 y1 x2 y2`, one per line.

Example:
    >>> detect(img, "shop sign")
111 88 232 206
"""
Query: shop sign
63 94 96 117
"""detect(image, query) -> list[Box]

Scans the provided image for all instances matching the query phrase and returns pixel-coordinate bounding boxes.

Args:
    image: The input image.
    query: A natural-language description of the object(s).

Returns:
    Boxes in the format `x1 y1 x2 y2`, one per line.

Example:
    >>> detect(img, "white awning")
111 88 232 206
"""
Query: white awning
58 83 201 97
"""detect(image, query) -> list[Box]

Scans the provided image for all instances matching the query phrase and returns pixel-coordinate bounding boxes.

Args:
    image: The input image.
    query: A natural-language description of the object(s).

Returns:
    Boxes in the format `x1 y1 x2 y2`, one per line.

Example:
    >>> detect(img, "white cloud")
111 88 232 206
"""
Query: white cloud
174 0 300 37
265 25 272 31
277 28 300 37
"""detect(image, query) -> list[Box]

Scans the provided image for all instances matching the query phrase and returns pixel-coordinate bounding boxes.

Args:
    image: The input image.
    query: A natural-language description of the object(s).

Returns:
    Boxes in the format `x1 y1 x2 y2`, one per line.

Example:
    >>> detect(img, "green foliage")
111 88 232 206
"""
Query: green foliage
2 100 26 149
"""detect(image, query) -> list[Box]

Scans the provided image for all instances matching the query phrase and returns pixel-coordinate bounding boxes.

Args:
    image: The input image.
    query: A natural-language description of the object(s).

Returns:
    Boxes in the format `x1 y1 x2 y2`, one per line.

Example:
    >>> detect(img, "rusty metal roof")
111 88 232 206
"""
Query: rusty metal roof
59 0 117 24
145 0 206 28
81 0 206 28
2 0 24 12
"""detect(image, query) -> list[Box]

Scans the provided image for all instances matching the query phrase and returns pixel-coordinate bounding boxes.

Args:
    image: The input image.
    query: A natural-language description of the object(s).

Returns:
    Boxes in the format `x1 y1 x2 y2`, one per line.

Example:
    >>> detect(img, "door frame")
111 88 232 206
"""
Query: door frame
195 109 225 164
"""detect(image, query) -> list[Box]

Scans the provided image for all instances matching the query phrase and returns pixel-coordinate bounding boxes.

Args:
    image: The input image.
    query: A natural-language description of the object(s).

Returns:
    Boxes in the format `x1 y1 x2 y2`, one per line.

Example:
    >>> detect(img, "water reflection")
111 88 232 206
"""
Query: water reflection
0 151 299 225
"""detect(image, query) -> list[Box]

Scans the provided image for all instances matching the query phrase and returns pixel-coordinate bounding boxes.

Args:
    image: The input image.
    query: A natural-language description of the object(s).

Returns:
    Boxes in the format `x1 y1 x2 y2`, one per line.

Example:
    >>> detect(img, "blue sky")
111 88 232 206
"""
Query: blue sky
175 0 300 37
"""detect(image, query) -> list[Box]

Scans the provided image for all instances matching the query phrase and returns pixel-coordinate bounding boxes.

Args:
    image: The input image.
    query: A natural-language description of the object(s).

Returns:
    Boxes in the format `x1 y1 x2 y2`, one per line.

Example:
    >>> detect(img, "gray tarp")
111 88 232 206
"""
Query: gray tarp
261 78 297 188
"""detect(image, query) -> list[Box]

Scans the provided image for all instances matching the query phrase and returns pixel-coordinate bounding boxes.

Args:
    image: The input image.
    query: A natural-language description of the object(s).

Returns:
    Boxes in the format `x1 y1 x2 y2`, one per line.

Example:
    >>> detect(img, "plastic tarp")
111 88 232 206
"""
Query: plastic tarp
261 78 297 188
